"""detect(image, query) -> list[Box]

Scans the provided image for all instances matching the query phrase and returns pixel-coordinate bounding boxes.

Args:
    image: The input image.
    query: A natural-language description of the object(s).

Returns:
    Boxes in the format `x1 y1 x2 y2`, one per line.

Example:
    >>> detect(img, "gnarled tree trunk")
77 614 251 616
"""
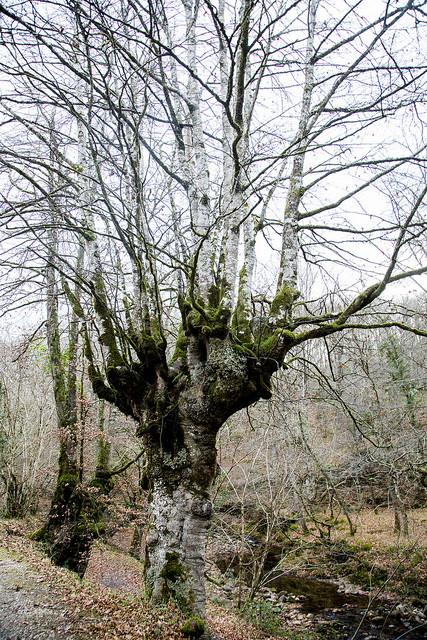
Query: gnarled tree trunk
93 336 282 615
145 474 213 614
143 411 219 614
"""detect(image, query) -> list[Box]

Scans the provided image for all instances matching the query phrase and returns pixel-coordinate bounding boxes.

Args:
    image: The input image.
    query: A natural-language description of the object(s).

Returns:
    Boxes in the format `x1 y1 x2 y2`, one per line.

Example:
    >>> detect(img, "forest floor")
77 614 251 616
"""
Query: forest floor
0 519 277 640
0 510 426 640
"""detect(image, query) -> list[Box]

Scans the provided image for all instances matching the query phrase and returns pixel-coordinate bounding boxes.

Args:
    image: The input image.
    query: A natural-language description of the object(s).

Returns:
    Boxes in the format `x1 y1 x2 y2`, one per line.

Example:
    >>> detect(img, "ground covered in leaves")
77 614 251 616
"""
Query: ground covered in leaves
0 521 282 640
0 525 184 640
0 553 81 640
1 511 427 640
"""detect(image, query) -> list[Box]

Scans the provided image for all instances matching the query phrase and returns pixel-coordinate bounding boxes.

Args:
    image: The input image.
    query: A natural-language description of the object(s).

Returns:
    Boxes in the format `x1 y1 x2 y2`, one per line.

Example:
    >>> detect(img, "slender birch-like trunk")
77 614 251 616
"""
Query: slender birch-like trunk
276 0 319 315
39 133 89 571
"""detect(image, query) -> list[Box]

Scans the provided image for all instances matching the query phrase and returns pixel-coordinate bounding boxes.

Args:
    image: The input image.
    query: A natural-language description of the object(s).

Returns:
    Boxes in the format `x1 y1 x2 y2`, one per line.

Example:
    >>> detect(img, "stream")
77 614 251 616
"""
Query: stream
266 573 427 639
214 546 427 638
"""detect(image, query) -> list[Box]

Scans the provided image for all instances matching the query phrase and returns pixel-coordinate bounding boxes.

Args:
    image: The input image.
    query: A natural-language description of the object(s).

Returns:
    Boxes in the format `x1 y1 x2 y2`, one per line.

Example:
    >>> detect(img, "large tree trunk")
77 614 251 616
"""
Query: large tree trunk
143 420 217 616
130 338 279 618
36 434 86 574
146 479 213 614
35 433 86 573
90 317 285 621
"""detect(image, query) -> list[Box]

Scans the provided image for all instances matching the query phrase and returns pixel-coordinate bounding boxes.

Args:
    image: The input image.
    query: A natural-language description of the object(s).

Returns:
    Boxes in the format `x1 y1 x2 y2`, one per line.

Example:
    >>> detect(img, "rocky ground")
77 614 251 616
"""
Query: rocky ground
205 568 427 640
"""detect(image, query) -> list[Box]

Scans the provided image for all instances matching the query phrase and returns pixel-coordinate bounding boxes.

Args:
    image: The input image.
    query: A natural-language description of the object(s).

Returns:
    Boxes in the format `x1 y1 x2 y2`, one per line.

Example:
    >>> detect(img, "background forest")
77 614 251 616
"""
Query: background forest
2 308 427 534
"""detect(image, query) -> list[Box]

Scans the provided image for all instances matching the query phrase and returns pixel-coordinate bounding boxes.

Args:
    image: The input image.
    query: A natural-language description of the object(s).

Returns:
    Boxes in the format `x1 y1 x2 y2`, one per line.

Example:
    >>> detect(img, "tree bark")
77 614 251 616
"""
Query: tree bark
36 415 113 576
108 337 280 617
145 478 213 615
142 416 217 616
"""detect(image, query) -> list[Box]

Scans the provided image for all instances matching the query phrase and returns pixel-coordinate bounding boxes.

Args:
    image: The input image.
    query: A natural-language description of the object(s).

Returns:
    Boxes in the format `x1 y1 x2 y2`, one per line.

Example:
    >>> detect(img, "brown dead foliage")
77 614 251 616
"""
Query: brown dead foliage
0 521 286 640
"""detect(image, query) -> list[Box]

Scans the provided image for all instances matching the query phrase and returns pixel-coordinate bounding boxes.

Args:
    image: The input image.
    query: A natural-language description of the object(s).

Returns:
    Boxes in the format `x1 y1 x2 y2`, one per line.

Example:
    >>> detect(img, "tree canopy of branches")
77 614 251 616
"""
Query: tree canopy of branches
0 0 427 624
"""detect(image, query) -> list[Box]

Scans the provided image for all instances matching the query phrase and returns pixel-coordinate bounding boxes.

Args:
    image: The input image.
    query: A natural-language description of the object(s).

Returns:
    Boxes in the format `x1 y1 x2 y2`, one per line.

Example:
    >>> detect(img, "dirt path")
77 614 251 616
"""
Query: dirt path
0 536 188 640
0 554 80 640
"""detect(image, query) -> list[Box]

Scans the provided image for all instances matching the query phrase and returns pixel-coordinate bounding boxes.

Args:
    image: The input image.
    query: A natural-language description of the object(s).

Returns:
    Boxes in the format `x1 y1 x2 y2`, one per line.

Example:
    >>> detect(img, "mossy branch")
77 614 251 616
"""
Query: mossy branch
62 279 86 320
269 283 300 323
91 276 124 367
231 265 252 343
106 448 145 478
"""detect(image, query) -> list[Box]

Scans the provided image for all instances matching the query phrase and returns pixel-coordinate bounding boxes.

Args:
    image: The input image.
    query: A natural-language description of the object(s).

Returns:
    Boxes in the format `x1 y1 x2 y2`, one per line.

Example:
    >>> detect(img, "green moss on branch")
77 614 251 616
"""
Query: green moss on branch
231 266 252 343
270 284 299 319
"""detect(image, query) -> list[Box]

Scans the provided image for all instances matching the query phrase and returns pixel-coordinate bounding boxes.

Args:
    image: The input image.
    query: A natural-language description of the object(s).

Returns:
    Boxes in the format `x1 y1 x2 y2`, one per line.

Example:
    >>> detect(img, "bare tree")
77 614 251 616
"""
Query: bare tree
0 0 427 624
0 341 56 517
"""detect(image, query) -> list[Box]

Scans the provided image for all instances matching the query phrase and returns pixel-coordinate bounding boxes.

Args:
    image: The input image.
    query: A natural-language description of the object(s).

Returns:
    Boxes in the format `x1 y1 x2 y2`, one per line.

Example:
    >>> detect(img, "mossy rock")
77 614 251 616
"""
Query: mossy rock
181 616 205 638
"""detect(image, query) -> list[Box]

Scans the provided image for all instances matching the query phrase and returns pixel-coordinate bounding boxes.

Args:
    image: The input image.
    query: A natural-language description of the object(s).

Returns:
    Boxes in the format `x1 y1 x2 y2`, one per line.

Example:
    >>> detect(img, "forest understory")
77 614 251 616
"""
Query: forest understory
0 507 426 640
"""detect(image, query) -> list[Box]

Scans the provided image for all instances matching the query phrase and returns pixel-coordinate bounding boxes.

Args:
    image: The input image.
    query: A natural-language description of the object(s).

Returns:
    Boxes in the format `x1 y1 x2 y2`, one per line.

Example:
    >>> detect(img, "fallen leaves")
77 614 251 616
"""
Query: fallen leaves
0 521 287 640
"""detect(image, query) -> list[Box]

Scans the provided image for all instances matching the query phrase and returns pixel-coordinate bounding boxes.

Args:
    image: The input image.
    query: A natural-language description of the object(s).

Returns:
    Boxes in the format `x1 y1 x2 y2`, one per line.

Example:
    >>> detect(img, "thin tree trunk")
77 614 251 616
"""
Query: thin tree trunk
390 477 408 537
130 523 143 559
